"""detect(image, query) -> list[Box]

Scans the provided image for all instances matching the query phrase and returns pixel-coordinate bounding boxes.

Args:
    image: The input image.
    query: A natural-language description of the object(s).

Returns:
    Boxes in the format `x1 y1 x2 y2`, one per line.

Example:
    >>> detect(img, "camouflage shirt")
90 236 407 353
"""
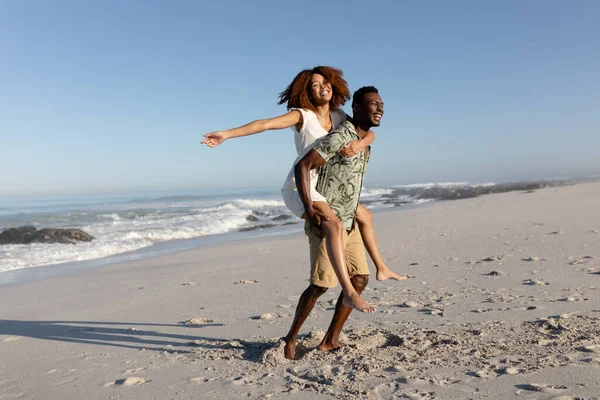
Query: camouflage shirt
310 121 370 231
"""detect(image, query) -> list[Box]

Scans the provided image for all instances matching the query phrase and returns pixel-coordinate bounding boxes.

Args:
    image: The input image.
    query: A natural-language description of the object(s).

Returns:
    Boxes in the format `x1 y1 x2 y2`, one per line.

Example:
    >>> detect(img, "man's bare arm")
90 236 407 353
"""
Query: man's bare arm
294 149 327 226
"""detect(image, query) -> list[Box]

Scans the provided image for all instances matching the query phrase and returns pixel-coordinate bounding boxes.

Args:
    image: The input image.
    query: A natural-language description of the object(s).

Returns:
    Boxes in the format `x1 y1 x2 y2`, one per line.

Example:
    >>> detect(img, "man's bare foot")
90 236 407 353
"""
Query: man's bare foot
317 341 345 352
342 293 375 313
284 339 296 360
376 265 408 281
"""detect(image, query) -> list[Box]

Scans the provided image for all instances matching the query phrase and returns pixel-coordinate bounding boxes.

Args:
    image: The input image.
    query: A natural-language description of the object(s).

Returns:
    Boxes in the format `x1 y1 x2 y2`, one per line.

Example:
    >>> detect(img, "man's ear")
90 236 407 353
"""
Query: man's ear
352 103 359 113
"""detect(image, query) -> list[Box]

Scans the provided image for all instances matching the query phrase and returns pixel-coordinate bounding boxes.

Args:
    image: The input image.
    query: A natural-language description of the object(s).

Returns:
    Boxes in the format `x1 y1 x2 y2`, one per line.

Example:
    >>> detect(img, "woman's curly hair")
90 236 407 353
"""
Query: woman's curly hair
278 66 350 112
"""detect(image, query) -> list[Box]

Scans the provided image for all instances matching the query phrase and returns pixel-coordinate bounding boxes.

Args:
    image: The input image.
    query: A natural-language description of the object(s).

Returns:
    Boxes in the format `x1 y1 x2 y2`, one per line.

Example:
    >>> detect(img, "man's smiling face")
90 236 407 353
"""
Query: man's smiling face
358 92 384 127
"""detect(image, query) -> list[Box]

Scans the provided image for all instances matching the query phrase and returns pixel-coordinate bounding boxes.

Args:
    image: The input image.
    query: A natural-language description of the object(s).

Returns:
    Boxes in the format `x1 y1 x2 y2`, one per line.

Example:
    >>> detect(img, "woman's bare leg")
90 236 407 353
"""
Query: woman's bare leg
311 202 375 313
355 205 407 281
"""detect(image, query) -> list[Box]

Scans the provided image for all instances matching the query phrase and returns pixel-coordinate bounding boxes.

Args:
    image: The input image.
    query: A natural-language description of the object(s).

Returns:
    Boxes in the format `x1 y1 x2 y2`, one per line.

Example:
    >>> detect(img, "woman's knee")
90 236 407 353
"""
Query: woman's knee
322 217 343 235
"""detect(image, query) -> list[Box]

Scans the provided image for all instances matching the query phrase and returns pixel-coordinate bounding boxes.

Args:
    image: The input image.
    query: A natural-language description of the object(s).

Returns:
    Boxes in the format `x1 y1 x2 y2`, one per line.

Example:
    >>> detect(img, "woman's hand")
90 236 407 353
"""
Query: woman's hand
201 131 227 148
338 140 362 157
305 205 329 227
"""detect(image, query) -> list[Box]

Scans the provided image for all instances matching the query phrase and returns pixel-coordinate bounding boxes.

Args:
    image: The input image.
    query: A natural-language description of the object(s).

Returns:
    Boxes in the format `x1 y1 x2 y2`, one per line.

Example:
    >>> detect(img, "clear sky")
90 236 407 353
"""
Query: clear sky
1 0 599 197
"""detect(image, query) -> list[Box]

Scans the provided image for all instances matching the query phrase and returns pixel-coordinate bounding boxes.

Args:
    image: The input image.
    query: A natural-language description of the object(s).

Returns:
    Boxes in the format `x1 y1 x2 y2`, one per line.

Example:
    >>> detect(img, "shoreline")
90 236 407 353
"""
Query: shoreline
2 179 585 277
0 200 439 288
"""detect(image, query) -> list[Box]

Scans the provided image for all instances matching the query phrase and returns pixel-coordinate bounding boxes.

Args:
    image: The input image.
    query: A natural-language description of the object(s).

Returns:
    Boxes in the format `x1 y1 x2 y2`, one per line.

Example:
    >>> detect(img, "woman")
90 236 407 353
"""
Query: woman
202 66 405 312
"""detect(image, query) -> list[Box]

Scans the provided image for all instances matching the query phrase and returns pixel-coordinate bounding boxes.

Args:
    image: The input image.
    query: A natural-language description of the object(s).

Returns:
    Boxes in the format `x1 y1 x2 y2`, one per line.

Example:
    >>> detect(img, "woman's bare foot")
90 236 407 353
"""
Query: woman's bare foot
376 265 408 281
318 340 345 352
284 339 296 360
342 293 375 313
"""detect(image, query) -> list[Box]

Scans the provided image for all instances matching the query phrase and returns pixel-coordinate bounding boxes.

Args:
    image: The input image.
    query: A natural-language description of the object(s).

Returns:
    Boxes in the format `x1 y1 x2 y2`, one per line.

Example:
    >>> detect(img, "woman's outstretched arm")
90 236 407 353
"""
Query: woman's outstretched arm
201 110 302 147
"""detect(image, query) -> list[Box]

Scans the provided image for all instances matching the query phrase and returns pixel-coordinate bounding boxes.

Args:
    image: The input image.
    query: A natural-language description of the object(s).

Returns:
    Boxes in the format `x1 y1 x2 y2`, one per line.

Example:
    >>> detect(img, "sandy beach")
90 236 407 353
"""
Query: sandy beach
1 182 599 400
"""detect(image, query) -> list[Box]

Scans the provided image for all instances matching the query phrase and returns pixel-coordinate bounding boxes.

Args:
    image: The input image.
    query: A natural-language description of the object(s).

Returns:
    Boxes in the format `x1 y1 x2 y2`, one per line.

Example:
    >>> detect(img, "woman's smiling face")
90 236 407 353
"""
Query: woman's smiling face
309 73 332 105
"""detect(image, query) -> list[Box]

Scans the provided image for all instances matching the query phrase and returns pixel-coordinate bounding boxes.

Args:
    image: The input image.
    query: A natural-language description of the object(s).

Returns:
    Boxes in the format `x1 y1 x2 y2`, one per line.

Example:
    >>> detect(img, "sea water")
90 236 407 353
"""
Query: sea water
0 183 461 274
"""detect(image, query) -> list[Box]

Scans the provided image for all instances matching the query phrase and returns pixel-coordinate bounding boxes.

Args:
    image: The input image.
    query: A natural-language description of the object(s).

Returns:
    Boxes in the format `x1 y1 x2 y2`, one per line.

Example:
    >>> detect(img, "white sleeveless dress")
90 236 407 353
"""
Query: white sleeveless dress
280 108 347 218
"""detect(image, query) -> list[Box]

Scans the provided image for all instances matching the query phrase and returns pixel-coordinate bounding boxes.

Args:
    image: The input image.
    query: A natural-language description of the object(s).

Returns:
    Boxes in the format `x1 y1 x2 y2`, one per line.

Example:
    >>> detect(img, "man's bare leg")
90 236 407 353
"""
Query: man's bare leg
355 205 407 281
318 275 369 352
284 284 328 360
313 202 375 313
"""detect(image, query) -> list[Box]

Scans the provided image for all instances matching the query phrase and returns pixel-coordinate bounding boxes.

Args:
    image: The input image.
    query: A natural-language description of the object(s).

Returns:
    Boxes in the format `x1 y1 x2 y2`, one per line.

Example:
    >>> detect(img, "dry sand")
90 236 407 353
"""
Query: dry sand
1 183 599 399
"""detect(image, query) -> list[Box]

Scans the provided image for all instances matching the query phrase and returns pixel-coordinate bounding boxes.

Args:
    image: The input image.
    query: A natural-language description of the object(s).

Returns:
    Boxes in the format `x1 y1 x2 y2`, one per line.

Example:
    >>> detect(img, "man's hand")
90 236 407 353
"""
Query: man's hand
201 131 227 147
338 140 361 157
305 205 329 227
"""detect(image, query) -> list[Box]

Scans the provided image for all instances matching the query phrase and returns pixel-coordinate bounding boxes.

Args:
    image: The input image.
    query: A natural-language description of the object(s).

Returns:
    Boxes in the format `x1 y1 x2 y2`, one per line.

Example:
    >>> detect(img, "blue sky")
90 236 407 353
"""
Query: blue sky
1 1 599 197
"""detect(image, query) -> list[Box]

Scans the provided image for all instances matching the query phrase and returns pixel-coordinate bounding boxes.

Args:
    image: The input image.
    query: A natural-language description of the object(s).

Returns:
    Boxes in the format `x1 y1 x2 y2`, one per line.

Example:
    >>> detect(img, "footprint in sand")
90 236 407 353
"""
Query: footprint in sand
395 388 436 398
583 357 600 365
516 383 568 393
324 298 340 306
235 279 259 284
472 369 493 378
551 397 584 400
481 255 504 262
578 344 600 353
397 376 432 386
548 230 564 235
523 257 546 262
498 367 523 375
568 259 590 265
181 282 198 286
484 270 507 276
557 297 585 302
106 377 150 386
124 367 145 374
182 318 214 325
189 376 218 383
252 313 280 320
400 301 421 308
523 279 548 286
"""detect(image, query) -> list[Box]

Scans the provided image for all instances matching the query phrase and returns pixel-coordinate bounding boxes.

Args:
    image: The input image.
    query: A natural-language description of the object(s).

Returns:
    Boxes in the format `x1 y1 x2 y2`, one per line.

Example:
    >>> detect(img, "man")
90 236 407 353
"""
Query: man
284 86 384 360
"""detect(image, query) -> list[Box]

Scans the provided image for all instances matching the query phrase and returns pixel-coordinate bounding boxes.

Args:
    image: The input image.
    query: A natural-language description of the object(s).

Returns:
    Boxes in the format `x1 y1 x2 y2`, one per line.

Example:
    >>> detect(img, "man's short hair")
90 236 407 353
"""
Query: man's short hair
352 86 379 108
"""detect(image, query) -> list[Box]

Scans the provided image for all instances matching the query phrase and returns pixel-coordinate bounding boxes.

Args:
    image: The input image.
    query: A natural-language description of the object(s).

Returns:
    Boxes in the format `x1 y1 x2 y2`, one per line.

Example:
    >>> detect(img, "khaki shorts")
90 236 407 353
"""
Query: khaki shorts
308 224 370 288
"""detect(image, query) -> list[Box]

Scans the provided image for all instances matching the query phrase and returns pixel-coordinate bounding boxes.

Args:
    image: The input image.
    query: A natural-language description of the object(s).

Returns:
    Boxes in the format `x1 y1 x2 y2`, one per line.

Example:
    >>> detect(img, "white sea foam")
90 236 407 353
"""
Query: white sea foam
232 199 286 208
393 181 471 189
393 181 499 189
0 187 431 272
361 187 394 197
0 194 295 272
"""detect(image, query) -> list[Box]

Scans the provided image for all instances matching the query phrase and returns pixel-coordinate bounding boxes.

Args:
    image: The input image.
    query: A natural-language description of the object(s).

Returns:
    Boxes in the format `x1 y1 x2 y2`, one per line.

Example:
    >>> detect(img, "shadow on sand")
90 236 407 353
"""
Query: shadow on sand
0 319 227 353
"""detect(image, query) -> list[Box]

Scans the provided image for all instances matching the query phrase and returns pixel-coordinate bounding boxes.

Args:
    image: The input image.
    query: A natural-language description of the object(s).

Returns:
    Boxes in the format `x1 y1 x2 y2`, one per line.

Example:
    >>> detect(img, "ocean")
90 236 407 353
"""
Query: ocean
0 182 478 275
